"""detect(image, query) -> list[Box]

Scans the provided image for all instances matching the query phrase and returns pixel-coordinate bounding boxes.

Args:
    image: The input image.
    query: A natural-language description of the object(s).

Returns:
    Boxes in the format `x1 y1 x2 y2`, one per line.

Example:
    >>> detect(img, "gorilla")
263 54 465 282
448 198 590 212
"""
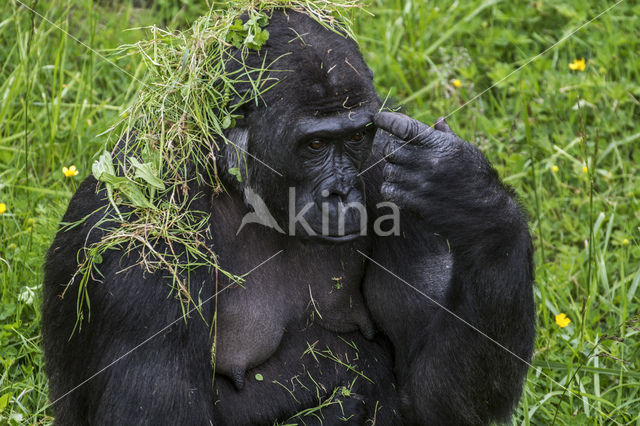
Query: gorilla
43 9 535 426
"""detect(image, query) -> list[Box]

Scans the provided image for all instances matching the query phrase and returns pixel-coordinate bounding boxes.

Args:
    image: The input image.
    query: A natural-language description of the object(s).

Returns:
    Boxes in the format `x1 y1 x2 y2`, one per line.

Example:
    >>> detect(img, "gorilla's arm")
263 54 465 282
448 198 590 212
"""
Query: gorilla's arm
42 177 217 425
362 112 535 425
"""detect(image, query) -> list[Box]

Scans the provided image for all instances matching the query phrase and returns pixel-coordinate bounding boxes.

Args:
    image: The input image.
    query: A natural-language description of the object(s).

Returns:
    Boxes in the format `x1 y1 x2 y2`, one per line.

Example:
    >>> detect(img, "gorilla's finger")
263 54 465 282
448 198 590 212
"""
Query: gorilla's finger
380 181 398 201
434 117 455 135
384 143 428 167
383 164 427 186
383 139 398 158
380 182 414 207
383 163 404 183
374 112 434 143
384 140 414 162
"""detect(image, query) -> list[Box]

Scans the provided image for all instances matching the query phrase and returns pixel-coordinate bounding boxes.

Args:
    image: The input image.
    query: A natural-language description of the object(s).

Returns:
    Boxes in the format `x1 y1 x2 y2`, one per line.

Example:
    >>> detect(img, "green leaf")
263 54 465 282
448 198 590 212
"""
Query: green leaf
246 14 260 27
228 167 242 182
255 29 269 46
229 19 244 31
0 392 12 413
230 33 244 49
247 29 269 50
244 33 255 46
129 157 165 190
92 151 116 181
180 48 190 72
121 184 155 209
92 153 155 209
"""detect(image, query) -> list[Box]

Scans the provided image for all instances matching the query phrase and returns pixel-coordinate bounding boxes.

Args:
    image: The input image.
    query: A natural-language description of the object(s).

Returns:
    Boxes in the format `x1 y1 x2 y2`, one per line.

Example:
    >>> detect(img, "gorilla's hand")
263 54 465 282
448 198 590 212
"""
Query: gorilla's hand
374 111 495 217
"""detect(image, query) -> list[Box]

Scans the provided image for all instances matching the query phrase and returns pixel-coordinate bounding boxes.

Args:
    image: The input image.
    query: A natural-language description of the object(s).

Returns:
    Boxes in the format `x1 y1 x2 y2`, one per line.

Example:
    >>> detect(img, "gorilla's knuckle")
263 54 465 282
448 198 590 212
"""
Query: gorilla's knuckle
418 180 435 195
380 181 396 199
425 155 445 171
382 163 395 180
411 120 423 138
389 160 412 176
399 119 415 140
383 141 398 159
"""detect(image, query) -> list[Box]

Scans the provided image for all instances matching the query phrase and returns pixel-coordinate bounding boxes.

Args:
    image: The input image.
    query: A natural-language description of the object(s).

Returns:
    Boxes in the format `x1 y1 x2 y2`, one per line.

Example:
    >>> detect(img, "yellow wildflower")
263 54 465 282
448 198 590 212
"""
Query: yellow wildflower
62 165 79 178
0 202 6 214
555 313 571 328
582 166 588 174
453 79 462 88
551 165 559 173
622 238 630 246
569 58 586 71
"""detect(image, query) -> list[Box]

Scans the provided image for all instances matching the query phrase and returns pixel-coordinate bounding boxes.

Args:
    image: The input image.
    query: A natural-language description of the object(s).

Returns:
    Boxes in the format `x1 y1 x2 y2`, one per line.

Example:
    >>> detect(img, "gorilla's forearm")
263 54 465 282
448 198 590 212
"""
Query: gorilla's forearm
400 224 534 425
363 116 535 424
364 193 535 424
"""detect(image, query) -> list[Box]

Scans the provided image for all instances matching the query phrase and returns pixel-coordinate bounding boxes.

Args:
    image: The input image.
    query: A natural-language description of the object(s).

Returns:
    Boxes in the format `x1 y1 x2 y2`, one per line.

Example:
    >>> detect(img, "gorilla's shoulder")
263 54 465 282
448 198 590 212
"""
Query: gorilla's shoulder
61 175 102 222
46 176 111 267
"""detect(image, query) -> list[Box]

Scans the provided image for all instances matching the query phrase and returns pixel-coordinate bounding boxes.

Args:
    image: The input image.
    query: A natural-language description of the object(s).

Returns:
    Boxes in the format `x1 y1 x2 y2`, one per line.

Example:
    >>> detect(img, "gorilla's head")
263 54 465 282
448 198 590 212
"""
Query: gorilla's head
222 10 380 242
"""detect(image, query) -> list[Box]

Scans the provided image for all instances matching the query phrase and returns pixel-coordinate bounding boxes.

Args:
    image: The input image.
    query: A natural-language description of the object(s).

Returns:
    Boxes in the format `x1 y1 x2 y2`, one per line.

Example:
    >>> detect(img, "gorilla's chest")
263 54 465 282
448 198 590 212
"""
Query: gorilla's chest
209 196 374 388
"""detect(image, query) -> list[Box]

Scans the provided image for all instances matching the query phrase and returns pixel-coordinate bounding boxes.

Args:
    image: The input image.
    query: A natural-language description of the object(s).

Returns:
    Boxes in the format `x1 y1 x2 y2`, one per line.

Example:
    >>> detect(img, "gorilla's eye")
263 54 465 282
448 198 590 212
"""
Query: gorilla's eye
309 139 326 150
351 131 366 142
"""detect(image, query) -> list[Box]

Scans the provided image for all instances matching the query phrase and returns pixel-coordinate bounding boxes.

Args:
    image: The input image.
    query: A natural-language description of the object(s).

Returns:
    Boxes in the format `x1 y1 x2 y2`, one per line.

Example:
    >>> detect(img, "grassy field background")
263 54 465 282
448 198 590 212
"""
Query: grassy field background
1 0 639 424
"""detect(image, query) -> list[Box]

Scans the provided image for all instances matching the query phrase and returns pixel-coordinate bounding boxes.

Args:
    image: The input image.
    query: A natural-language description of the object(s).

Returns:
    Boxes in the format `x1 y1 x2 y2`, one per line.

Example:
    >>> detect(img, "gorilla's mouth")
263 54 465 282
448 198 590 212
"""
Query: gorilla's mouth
314 232 363 243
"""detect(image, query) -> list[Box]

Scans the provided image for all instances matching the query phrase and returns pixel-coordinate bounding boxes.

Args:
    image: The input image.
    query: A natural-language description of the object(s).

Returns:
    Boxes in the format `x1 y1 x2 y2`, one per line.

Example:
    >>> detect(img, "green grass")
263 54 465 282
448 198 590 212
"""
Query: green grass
1 0 639 424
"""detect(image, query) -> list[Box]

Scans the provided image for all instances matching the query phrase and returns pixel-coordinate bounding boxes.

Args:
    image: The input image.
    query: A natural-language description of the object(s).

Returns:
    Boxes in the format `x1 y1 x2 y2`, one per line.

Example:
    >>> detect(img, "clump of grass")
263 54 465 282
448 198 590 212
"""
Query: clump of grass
69 0 364 324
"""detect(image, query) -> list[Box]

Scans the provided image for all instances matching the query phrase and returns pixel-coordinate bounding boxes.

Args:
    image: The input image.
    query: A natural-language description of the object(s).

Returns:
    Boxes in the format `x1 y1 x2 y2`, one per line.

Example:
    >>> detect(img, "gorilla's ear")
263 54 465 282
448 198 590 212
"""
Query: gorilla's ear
221 126 250 189
366 66 375 81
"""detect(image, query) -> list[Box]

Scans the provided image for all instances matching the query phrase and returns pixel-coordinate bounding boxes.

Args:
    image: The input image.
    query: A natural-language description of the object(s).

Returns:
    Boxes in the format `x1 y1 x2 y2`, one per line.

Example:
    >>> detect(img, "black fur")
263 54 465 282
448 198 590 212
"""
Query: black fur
42 10 535 425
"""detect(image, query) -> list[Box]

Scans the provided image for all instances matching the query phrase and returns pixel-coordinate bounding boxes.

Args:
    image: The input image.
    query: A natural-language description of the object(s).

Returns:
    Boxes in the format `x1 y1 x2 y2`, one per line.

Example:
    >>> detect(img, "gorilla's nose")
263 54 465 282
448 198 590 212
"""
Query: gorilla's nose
330 184 352 198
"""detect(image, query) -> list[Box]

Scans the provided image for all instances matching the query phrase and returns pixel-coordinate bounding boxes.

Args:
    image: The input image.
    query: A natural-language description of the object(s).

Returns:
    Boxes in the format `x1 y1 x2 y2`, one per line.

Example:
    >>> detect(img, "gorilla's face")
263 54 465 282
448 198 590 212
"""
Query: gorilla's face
240 103 378 242
223 10 380 242
286 108 377 241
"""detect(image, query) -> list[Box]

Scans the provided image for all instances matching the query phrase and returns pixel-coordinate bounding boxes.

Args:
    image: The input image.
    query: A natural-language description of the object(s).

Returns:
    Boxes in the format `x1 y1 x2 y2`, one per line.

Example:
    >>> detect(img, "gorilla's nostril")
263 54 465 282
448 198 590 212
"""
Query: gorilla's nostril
320 185 351 199
331 185 352 198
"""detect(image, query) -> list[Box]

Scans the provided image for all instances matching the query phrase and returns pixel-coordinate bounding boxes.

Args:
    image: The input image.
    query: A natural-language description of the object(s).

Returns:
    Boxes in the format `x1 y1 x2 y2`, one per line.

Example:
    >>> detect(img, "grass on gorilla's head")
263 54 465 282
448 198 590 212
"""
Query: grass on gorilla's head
0 0 639 424
23 0 363 330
